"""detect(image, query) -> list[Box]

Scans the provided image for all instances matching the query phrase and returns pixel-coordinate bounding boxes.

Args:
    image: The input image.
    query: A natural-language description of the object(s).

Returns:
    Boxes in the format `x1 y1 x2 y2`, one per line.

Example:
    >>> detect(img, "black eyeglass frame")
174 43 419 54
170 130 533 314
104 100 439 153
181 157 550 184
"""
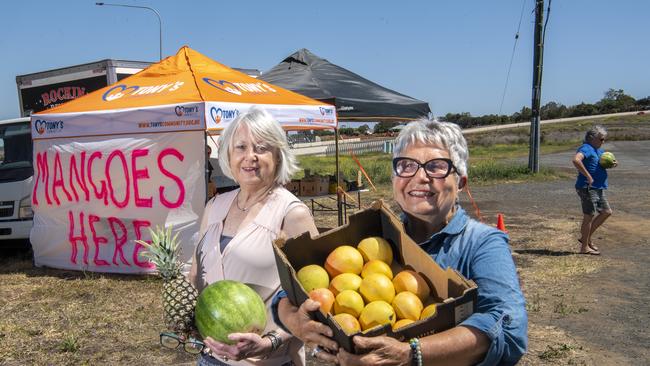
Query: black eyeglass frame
392 157 457 179
159 332 205 354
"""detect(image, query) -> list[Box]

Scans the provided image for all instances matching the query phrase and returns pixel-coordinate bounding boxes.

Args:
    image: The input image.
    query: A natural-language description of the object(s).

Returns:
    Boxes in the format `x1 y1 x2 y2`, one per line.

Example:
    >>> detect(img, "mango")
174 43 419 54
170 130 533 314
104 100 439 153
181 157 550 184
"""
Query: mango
393 270 431 302
325 245 364 277
333 290 365 318
309 288 335 314
297 264 329 292
359 300 396 331
332 313 361 335
361 259 393 279
329 273 362 296
359 273 395 304
357 237 393 265
392 291 424 321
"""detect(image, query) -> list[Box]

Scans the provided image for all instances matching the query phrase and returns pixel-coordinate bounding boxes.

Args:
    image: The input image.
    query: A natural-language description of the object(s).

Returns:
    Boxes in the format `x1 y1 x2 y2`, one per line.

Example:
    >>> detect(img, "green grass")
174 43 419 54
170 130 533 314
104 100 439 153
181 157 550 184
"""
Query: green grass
298 150 563 187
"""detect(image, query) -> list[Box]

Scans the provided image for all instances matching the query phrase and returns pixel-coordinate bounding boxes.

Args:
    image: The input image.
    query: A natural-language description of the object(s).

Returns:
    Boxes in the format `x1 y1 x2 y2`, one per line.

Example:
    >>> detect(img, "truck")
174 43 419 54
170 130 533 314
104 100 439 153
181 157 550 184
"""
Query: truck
16 59 153 116
0 117 33 246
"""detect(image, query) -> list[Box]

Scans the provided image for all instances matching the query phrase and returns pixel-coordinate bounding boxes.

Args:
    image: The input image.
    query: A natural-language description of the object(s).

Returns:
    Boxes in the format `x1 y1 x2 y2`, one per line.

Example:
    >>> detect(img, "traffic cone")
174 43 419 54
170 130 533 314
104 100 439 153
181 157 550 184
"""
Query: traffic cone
496 213 508 233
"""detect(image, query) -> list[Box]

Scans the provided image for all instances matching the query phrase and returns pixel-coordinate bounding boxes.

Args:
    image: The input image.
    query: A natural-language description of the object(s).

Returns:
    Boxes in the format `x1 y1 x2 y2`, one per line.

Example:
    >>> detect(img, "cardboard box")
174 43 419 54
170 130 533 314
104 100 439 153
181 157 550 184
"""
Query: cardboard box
299 180 319 197
300 175 329 196
283 180 301 196
273 201 477 353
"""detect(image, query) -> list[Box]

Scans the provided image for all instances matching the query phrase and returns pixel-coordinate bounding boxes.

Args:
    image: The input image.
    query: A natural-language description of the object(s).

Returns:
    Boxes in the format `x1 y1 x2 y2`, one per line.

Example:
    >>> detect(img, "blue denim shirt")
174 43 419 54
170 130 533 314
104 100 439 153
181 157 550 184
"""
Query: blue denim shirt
272 206 527 365
413 206 528 365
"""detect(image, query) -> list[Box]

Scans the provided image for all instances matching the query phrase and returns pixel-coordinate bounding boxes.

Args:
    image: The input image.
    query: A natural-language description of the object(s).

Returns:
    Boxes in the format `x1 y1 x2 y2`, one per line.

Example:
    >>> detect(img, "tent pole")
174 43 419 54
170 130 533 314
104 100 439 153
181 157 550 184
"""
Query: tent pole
335 127 343 226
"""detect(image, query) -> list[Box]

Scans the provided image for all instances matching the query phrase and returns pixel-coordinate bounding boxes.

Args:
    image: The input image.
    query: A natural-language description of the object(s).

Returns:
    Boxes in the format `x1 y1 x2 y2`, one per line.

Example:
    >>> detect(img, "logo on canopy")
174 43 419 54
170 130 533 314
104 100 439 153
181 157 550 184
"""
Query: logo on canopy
34 119 64 135
319 107 334 116
175 105 199 117
202 78 277 95
210 107 240 124
102 82 184 101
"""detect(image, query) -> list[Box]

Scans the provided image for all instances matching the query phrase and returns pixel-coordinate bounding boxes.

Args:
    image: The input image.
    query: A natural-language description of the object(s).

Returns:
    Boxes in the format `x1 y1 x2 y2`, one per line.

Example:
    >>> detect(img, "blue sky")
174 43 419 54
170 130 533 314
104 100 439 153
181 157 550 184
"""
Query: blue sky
1 0 648 121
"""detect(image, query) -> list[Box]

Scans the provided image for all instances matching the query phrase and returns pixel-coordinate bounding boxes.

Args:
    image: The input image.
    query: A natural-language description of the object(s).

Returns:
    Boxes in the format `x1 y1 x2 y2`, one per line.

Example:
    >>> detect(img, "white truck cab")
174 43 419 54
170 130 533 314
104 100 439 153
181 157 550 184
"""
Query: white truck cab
0 117 33 244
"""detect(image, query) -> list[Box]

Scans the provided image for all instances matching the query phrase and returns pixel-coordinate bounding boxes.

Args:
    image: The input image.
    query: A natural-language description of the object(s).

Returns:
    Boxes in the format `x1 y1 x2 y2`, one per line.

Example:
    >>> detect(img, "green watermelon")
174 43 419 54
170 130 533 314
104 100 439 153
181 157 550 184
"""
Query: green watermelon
194 280 267 344
600 151 617 169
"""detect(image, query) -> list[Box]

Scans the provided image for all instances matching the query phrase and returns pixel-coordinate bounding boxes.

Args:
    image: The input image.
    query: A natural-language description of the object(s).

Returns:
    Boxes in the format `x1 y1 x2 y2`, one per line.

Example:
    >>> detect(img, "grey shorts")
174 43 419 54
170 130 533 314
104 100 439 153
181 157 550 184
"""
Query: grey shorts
576 187 611 215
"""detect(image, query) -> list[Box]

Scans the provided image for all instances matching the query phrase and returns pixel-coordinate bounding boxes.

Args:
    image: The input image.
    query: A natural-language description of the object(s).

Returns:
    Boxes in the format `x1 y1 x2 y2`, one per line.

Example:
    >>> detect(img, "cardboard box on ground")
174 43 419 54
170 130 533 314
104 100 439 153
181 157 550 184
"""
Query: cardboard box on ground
273 201 477 353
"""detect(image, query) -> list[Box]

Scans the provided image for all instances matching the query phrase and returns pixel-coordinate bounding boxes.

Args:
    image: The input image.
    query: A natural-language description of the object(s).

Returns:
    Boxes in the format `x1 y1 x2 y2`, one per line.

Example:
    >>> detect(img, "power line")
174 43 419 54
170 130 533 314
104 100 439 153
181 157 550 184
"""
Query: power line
498 0 529 115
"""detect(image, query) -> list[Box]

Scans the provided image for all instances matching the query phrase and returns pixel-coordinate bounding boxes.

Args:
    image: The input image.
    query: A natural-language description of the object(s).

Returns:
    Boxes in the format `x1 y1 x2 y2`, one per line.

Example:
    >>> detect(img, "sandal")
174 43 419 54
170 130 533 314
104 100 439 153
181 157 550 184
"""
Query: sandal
579 249 601 256
578 239 599 252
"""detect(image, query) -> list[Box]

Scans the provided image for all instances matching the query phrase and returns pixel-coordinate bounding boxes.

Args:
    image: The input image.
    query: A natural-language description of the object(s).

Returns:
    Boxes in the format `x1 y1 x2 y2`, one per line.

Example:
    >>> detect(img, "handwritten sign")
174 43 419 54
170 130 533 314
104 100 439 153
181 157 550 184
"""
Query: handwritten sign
30 131 205 274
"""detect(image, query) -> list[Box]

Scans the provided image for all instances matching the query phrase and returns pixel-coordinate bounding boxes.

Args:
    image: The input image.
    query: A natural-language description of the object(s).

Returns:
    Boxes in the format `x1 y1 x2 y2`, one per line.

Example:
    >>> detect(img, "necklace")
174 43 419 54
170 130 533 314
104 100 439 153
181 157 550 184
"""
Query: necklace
236 187 273 212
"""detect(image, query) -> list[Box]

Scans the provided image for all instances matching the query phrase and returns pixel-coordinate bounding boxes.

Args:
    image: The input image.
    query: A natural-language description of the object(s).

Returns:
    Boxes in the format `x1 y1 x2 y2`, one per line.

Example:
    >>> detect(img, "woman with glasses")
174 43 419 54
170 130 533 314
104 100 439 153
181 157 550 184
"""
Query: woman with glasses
189 107 319 366
572 125 614 255
274 119 528 366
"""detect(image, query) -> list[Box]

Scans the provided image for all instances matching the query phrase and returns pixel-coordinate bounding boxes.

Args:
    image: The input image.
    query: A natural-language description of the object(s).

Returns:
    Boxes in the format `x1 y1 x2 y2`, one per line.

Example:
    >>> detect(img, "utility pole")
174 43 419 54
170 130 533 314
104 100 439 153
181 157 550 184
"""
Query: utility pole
529 0 545 173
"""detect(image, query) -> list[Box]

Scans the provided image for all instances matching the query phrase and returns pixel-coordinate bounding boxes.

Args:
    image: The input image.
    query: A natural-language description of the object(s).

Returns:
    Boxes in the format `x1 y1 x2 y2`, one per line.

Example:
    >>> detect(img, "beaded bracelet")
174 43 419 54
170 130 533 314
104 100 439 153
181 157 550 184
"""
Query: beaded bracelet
409 338 423 366
263 330 282 352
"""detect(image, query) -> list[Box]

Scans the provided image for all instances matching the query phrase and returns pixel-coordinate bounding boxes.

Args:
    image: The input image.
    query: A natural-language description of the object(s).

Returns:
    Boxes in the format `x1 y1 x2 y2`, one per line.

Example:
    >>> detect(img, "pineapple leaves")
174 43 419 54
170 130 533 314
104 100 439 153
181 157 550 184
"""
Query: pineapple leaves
136 225 184 279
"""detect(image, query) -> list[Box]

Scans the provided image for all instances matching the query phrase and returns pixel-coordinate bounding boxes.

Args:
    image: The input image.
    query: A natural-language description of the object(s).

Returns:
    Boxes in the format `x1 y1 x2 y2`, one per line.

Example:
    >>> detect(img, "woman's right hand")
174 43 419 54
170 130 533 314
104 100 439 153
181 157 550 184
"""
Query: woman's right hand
278 297 339 361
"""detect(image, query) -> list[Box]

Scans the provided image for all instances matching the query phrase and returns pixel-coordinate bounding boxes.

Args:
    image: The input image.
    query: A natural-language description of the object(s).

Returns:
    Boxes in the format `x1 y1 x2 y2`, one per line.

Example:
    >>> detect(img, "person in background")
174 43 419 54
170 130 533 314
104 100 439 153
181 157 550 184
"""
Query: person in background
572 125 614 255
190 107 319 366
206 144 217 199
274 119 528 365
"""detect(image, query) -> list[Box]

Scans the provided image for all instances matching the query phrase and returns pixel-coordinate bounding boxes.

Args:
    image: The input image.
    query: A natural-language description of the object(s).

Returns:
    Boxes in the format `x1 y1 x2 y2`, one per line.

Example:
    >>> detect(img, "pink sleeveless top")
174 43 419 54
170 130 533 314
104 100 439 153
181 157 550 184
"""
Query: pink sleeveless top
193 187 307 366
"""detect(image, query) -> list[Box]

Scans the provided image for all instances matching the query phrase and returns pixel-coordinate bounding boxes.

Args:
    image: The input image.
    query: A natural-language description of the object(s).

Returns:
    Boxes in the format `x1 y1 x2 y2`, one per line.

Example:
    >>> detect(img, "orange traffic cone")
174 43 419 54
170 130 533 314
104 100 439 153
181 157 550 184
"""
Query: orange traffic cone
496 213 508 233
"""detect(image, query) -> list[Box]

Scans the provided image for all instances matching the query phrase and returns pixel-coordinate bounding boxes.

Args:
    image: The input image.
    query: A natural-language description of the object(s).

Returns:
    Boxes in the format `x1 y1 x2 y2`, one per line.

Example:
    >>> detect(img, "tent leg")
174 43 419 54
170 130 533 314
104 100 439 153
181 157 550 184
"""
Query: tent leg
335 128 343 226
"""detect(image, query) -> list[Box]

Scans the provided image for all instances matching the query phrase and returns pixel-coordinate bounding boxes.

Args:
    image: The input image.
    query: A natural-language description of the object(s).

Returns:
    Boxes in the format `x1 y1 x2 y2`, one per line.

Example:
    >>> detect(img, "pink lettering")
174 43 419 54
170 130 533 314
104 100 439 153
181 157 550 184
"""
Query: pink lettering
68 211 89 265
33 151 51 205
133 219 154 268
158 148 185 208
108 217 130 266
88 214 110 266
87 151 108 205
41 92 51 107
69 152 90 202
106 150 130 208
131 149 152 208
52 152 73 205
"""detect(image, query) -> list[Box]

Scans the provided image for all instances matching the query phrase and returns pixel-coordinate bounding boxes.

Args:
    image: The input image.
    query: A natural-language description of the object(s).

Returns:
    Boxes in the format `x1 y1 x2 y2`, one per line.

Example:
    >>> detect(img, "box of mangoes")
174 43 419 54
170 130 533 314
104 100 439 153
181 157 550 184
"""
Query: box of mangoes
272 201 477 353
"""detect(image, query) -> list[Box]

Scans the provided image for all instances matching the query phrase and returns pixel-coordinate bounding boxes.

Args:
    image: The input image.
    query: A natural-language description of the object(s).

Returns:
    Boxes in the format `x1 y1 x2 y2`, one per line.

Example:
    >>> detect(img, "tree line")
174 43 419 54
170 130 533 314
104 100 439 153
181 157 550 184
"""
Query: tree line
440 89 649 129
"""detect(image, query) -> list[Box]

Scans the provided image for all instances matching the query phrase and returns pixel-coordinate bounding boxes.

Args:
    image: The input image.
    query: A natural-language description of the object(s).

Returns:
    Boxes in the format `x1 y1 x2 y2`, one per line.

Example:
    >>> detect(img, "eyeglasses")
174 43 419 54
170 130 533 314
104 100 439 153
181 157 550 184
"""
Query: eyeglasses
392 157 456 179
160 332 205 354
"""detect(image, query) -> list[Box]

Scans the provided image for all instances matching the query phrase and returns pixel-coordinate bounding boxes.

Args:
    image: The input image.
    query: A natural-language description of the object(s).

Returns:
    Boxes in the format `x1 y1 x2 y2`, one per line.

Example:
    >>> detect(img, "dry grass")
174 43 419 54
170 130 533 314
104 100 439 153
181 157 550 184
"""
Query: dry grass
0 258 196 365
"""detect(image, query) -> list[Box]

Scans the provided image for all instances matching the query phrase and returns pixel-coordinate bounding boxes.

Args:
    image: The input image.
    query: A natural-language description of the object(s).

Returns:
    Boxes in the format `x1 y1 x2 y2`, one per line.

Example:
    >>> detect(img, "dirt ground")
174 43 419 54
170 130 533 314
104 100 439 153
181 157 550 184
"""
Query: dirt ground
460 140 650 365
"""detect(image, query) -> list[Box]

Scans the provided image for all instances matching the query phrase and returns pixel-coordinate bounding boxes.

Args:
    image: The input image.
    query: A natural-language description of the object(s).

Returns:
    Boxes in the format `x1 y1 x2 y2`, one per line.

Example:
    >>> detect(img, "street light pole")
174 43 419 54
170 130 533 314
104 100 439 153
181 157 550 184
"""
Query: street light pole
95 2 162 61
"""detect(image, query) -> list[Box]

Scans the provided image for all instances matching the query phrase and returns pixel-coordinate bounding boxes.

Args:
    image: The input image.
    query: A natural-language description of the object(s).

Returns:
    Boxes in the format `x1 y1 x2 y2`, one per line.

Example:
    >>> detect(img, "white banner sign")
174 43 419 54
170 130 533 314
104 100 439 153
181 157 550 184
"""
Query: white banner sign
205 102 337 131
31 103 205 139
30 131 206 274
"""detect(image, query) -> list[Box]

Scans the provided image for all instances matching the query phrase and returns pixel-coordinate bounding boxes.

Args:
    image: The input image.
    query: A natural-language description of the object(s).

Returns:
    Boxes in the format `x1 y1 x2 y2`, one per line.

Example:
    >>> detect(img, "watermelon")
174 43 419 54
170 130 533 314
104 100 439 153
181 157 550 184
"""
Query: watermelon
600 151 617 169
194 280 267 344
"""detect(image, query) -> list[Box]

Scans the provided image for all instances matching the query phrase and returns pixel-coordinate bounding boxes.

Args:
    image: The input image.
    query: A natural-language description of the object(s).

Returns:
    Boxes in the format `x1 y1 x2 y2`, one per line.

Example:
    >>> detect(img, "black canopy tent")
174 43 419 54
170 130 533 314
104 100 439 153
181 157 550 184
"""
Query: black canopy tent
260 48 431 121
261 49 431 224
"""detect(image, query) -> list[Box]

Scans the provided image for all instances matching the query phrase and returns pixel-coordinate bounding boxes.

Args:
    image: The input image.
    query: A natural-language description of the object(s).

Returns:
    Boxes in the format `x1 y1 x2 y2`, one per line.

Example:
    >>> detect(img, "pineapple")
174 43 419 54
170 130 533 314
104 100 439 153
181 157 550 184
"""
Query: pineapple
137 226 198 333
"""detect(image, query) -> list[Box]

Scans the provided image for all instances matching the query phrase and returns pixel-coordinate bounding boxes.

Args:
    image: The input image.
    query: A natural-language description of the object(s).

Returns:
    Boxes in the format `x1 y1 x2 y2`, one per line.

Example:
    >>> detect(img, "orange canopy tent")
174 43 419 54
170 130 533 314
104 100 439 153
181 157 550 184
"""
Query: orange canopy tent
29 46 338 274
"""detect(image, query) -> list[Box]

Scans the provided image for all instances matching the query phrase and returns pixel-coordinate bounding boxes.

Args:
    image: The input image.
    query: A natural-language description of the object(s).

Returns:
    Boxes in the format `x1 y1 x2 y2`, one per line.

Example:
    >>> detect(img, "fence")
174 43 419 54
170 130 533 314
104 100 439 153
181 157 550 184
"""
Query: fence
324 139 394 156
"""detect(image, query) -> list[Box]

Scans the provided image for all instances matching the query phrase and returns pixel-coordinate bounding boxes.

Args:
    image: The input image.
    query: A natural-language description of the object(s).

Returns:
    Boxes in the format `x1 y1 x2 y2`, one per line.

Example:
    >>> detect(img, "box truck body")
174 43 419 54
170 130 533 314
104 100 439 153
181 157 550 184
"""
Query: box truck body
16 59 152 117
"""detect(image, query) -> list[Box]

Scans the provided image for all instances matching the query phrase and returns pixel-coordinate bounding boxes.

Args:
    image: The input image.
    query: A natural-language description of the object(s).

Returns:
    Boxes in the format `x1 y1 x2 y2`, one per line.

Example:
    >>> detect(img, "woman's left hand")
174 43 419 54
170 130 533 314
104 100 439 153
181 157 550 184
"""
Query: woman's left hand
203 332 270 361
337 335 411 366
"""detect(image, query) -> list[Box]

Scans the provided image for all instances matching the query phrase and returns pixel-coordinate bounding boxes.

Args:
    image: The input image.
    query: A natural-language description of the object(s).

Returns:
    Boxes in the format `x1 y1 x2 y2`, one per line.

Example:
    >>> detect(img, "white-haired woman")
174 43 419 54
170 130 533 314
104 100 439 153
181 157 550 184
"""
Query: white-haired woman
189 107 319 366
274 119 528 366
